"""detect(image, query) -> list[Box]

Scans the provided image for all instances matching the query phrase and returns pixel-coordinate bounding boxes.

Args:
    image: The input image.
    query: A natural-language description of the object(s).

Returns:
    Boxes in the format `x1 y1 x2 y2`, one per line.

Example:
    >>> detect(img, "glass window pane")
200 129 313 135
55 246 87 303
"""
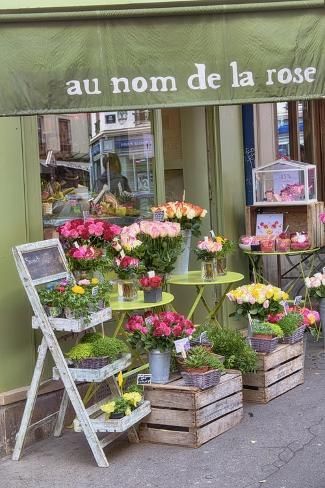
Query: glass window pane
39 110 156 239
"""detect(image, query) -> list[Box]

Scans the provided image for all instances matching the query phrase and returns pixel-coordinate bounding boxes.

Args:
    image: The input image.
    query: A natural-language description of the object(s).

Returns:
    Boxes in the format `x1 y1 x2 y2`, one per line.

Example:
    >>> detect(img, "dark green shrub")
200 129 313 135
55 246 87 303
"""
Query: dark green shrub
184 346 225 371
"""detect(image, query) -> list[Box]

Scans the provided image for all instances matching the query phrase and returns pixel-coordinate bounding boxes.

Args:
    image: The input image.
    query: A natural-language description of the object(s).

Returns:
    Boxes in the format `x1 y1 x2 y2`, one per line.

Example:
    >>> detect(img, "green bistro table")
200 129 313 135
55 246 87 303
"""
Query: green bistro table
168 271 244 326
243 248 320 296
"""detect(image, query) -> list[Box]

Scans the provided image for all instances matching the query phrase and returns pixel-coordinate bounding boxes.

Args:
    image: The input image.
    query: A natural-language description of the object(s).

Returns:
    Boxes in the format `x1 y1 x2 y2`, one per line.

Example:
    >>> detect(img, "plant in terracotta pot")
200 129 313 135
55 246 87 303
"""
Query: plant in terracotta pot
181 346 225 389
250 321 283 353
139 275 163 303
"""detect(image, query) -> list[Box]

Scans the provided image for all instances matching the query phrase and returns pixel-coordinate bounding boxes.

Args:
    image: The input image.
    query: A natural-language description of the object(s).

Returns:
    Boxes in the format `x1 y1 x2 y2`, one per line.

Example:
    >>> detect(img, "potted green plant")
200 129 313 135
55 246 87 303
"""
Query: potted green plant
100 389 143 419
38 286 64 317
278 312 305 344
181 346 225 389
250 321 284 353
66 336 129 369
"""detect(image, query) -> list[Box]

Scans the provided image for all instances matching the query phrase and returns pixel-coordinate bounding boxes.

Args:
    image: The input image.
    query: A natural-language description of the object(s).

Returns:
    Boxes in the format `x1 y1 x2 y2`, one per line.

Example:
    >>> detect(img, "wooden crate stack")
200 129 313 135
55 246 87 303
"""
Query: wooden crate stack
139 371 243 448
242 342 304 404
245 202 325 249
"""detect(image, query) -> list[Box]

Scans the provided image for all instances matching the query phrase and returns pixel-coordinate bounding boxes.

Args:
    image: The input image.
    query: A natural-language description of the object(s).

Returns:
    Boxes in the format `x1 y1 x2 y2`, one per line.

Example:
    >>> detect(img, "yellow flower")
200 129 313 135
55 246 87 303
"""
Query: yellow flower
123 392 142 407
282 292 289 301
101 401 115 418
266 290 274 299
72 285 85 295
117 371 124 390
91 278 99 285
125 407 132 416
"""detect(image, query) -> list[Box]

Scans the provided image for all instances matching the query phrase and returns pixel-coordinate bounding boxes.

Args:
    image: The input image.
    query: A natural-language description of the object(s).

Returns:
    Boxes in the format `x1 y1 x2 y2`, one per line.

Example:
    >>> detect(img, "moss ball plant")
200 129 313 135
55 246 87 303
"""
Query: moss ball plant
91 337 129 360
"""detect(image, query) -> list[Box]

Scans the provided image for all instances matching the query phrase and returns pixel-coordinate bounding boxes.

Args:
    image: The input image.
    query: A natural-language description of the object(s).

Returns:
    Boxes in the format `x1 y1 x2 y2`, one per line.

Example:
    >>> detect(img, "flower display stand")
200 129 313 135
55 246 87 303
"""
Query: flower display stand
139 370 243 448
242 342 304 404
11 239 148 468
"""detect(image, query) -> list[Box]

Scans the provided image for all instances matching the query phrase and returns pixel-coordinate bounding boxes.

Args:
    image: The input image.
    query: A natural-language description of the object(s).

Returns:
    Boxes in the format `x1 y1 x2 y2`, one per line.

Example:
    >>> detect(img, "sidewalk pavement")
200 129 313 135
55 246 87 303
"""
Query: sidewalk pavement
0 338 324 488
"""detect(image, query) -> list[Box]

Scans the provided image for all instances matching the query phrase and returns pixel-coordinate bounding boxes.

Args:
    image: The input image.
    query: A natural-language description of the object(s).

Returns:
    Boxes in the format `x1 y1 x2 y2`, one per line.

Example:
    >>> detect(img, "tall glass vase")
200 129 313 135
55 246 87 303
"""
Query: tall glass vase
117 278 138 302
216 257 227 276
201 259 216 281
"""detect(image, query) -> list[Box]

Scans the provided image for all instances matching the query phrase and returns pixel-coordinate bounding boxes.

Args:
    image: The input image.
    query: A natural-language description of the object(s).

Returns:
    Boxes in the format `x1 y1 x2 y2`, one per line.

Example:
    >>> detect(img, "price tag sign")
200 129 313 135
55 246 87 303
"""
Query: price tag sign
174 338 190 358
148 271 156 278
92 286 99 297
294 296 303 306
280 300 289 315
120 250 125 258
153 210 165 222
137 374 152 385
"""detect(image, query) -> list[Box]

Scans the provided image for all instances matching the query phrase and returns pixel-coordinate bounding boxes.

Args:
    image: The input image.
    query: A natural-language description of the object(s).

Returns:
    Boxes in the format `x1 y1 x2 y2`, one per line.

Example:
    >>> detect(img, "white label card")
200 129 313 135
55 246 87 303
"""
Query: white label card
294 296 303 306
120 250 125 258
210 230 216 239
174 338 190 358
137 374 152 385
92 286 99 296
280 300 289 315
148 271 155 278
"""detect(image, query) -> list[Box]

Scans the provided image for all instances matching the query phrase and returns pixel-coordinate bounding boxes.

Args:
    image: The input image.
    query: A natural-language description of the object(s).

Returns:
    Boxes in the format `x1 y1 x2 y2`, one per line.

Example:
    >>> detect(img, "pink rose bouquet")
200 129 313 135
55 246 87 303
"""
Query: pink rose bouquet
152 201 207 236
125 311 195 351
305 272 325 298
139 275 163 290
112 255 144 279
57 218 121 249
194 238 222 261
68 245 104 271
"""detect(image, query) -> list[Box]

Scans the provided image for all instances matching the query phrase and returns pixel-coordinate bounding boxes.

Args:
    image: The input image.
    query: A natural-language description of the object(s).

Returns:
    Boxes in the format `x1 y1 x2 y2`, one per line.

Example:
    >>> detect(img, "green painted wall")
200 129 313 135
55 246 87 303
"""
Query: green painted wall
0 116 42 392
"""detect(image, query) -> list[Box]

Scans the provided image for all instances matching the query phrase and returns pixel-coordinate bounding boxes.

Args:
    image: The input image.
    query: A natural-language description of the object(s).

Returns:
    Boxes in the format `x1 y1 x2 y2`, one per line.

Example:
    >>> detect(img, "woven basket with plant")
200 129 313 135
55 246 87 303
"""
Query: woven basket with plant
181 346 225 389
67 334 129 369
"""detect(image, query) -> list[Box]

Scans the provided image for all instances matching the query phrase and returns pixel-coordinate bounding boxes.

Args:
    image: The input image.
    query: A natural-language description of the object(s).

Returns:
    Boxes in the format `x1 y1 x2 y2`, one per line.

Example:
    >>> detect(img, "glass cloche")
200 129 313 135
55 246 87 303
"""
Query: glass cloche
253 158 317 205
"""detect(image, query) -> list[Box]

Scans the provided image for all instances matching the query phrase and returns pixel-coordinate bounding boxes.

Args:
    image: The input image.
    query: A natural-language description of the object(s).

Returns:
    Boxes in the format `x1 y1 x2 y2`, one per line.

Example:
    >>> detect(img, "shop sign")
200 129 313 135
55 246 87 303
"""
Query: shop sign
0 9 324 115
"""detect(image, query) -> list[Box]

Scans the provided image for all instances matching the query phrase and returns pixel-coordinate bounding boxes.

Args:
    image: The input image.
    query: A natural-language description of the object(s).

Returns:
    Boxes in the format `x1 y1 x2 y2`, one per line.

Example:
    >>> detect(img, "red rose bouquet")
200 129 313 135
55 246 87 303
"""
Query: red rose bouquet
139 275 163 290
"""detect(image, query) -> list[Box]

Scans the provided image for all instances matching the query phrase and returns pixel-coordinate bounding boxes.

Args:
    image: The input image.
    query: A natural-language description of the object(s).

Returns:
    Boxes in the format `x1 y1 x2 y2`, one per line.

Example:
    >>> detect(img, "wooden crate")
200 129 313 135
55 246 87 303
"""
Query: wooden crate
139 371 243 448
245 202 325 249
242 342 304 404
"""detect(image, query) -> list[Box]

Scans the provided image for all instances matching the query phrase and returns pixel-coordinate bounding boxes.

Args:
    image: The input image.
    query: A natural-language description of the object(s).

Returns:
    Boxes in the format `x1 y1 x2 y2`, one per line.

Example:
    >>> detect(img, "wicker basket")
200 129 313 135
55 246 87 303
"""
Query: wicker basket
281 325 305 344
181 369 221 390
72 356 110 369
250 337 278 353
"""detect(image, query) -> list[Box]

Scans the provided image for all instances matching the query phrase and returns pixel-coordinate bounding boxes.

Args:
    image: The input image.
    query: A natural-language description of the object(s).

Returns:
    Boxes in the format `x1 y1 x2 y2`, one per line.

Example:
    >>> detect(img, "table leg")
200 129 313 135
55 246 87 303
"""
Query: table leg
113 312 127 338
187 286 205 321
277 254 282 289
206 283 233 326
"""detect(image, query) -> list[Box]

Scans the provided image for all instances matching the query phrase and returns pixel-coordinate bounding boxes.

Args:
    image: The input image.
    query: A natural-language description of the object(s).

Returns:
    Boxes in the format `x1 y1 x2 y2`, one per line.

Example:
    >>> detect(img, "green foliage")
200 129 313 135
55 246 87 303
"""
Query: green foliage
252 321 284 338
80 332 103 344
138 234 183 275
205 326 257 373
126 384 142 394
278 313 303 336
38 287 63 308
91 337 129 359
184 346 225 371
113 397 131 414
66 343 94 361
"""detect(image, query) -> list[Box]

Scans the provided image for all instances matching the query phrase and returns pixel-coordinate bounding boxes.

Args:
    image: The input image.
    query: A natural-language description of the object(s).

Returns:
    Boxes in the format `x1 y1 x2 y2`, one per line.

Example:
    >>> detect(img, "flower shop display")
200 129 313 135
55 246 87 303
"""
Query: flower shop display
252 159 317 205
38 278 111 323
66 335 129 369
195 237 221 280
125 311 195 383
112 255 144 301
239 232 311 253
276 232 291 252
100 387 143 419
151 200 207 274
250 321 284 353
57 218 121 252
192 324 257 373
227 283 289 321
181 346 225 389
68 245 105 279
260 237 275 253
139 275 163 303
290 232 310 251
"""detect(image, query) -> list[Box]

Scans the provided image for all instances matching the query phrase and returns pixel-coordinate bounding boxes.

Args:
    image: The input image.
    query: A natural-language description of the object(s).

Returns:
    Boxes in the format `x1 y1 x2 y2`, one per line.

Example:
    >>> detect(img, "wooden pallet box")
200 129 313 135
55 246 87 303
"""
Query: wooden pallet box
245 202 325 249
242 342 304 404
139 371 243 448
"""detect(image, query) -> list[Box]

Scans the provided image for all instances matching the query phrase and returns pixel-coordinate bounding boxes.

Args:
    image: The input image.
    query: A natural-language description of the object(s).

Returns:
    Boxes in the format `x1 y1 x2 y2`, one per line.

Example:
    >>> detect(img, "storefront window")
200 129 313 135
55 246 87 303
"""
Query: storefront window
39 111 155 238
276 102 304 160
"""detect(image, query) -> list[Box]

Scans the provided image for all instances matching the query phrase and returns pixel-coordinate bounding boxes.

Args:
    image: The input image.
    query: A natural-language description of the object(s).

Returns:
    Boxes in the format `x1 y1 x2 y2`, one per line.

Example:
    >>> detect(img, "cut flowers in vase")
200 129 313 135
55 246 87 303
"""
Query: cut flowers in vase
151 201 207 236
68 245 105 271
111 255 144 279
227 283 289 320
138 275 163 290
57 218 121 252
125 311 195 351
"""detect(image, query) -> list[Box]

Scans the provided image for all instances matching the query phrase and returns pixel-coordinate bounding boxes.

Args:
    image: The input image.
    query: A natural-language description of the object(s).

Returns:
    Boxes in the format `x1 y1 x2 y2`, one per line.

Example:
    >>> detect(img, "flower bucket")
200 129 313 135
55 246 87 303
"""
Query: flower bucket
143 288 162 303
201 259 216 281
172 229 192 275
148 349 171 383
117 279 137 302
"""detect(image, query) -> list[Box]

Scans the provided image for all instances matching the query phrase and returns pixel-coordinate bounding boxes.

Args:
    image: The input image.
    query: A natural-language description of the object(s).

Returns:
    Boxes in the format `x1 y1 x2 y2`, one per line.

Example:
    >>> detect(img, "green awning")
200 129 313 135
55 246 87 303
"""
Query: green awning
0 4 324 115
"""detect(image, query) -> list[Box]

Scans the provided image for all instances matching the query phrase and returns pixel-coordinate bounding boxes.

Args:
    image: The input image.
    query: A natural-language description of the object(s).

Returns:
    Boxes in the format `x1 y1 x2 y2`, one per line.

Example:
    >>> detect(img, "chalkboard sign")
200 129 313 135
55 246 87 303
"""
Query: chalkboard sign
22 246 67 281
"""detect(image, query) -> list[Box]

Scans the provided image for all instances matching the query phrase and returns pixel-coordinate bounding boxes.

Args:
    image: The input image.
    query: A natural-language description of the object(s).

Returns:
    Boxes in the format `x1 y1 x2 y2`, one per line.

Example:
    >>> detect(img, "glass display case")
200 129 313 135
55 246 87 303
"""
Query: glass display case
252 159 317 206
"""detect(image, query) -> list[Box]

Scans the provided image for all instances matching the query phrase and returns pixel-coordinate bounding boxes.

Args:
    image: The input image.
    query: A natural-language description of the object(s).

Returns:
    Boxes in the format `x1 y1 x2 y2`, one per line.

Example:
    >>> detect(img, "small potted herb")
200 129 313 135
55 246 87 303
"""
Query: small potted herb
181 346 225 389
251 321 284 353
139 275 163 303
66 336 129 369
38 286 64 317
278 312 305 344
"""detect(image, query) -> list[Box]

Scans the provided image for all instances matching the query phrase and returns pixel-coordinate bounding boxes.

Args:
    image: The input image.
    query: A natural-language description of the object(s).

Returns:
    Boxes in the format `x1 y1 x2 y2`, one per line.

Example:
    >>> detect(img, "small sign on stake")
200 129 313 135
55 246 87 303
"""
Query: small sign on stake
294 296 303 306
137 374 152 385
280 300 289 315
148 270 155 278
174 337 190 359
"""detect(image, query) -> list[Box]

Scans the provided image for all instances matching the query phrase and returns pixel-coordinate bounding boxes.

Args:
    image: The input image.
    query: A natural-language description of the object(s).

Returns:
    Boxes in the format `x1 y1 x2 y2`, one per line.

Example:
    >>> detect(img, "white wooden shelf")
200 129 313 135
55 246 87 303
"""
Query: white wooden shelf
32 308 112 332
73 400 151 433
53 353 132 383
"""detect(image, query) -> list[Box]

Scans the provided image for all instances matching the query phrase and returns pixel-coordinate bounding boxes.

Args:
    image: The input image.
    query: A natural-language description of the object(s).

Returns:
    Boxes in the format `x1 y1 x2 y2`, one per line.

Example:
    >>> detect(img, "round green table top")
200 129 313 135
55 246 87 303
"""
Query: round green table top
110 291 174 311
243 248 319 257
168 270 244 286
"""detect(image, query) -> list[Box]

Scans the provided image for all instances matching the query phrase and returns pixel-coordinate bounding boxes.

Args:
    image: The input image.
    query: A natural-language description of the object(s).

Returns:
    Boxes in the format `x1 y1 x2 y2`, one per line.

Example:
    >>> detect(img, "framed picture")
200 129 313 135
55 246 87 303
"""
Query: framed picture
256 214 284 238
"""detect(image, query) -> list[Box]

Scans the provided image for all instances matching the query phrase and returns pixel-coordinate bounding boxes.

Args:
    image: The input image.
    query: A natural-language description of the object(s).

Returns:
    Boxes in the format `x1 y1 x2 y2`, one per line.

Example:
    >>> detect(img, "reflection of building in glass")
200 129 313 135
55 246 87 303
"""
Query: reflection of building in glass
89 110 154 201
276 102 304 158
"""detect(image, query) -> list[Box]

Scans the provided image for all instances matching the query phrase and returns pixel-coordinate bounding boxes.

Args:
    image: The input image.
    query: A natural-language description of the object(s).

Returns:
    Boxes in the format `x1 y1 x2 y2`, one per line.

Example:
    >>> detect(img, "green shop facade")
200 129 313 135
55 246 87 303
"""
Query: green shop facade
0 0 324 454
